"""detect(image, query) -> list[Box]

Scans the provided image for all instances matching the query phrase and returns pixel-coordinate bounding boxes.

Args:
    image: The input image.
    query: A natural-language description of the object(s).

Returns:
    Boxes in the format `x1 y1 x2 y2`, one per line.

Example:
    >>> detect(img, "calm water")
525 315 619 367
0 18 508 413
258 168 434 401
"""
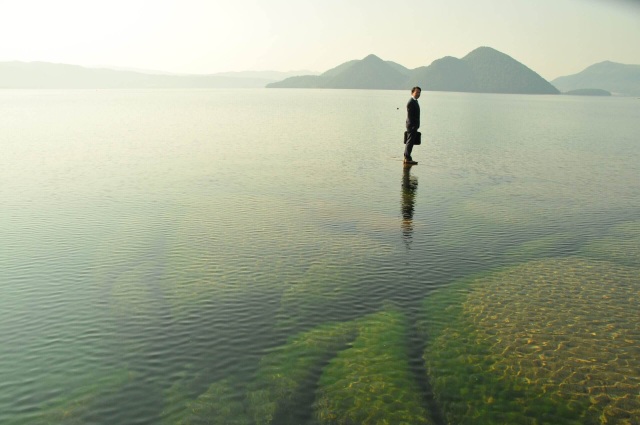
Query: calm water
1 89 639 424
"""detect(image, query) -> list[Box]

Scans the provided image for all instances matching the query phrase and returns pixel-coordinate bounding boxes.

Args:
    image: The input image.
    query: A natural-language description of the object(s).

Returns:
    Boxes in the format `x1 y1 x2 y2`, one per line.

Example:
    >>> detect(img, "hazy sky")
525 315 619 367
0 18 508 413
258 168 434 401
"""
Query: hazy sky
1 0 639 79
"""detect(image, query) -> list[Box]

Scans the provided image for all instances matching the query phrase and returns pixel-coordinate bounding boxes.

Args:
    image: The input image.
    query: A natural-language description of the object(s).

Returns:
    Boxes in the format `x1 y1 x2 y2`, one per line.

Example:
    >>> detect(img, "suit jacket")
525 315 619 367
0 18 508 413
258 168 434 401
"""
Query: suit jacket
406 97 420 131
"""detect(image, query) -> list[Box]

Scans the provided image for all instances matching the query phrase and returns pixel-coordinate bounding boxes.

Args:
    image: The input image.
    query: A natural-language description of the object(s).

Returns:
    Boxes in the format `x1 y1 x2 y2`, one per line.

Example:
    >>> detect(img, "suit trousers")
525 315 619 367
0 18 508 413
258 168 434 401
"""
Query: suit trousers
404 129 418 160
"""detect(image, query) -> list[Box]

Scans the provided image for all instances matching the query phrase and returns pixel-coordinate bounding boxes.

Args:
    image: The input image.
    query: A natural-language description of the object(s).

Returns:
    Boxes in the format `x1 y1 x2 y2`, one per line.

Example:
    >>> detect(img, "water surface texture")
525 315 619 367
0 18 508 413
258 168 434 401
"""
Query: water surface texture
1 89 639 424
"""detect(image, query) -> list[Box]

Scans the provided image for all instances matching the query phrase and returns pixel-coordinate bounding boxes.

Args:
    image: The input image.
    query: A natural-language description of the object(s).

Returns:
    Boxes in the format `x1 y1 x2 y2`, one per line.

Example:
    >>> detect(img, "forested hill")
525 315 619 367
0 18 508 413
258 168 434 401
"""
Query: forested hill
267 54 410 89
551 61 640 96
464 47 558 94
268 47 559 95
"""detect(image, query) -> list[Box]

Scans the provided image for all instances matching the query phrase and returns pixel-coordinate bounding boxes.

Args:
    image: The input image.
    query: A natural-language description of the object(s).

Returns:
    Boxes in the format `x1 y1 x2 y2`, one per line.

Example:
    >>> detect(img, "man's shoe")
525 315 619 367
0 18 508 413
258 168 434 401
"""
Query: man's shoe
403 159 418 165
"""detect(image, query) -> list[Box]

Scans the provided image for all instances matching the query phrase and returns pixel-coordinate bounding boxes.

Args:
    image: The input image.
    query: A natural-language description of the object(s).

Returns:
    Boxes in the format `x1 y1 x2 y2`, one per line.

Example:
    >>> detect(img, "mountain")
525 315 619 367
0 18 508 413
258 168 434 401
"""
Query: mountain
409 47 559 94
408 56 475 92
551 61 640 96
269 47 559 94
323 54 410 89
0 62 315 89
267 54 410 89
461 47 558 94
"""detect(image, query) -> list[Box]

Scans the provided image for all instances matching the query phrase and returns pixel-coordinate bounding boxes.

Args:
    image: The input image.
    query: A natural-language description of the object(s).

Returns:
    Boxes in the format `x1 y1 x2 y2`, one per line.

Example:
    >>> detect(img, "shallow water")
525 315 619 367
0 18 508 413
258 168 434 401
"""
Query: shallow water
1 89 639 424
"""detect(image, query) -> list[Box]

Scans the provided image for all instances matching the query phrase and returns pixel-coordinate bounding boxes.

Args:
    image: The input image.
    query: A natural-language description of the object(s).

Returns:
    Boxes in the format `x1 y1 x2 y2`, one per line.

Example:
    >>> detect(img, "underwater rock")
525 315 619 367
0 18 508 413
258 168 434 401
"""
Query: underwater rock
246 321 359 425
422 258 640 425
314 309 432 425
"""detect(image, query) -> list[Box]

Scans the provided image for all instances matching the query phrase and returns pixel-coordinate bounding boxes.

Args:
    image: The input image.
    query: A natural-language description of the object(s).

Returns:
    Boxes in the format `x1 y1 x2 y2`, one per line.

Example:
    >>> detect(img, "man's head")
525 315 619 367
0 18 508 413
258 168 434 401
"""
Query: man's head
411 86 421 99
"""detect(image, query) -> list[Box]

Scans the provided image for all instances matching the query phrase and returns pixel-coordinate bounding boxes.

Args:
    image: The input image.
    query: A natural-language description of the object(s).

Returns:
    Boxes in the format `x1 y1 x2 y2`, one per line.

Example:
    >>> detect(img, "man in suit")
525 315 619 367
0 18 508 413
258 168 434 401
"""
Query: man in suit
404 86 421 164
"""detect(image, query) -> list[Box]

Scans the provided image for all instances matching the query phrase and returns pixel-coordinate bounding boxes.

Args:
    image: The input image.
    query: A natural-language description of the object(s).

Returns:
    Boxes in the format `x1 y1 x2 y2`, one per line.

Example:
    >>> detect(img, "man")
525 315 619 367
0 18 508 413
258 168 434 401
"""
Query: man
404 86 421 165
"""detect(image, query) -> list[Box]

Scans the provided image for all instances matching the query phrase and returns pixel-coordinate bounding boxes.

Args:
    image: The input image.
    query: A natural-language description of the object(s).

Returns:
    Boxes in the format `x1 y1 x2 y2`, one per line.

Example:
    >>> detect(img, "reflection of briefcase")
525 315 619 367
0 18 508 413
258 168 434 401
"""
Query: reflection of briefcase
403 131 421 145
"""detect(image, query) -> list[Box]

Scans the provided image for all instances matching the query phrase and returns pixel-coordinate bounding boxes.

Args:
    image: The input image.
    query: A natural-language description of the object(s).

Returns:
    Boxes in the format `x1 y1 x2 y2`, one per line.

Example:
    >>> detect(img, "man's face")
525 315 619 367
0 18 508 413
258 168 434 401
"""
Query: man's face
413 89 421 99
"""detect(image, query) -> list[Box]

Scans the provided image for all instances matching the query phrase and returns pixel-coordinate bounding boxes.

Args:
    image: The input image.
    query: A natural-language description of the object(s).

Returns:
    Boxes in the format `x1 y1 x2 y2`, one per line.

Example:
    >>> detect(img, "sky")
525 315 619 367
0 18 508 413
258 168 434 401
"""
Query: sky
1 0 639 80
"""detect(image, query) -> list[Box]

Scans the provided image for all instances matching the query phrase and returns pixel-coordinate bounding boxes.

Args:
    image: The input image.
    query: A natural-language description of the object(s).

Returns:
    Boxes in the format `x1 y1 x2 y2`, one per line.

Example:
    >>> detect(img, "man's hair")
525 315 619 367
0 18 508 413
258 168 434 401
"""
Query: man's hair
411 86 422 93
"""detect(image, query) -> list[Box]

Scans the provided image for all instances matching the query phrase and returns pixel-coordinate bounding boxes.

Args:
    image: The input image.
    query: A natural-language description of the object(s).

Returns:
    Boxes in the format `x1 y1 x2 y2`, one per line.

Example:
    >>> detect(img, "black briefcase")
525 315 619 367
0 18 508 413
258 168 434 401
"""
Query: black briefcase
403 131 421 145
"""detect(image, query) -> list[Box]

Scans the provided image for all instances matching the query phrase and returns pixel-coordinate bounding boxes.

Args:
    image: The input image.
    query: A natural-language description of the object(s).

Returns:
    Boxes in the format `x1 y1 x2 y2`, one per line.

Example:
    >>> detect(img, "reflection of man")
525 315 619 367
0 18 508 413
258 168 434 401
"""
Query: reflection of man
404 86 421 165
401 165 418 248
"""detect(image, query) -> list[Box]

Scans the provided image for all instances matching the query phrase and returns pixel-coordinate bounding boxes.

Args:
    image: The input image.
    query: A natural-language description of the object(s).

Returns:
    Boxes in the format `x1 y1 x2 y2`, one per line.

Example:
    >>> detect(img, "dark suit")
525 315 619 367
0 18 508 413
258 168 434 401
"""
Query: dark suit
405 97 420 160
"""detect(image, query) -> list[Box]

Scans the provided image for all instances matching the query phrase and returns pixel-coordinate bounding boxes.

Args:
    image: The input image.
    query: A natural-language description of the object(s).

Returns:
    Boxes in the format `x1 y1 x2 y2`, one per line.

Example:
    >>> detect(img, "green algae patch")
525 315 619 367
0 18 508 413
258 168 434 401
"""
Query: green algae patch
246 320 360 425
423 258 640 425
31 369 133 425
314 309 432 425
161 370 248 425
169 379 251 425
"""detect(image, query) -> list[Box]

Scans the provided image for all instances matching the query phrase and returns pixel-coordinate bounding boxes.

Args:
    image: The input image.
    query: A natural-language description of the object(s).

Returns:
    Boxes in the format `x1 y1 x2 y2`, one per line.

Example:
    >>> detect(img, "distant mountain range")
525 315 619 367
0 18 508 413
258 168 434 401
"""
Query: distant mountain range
1 49 638 95
551 61 640 96
268 48 640 96
0 62 317 89
268 47 559 95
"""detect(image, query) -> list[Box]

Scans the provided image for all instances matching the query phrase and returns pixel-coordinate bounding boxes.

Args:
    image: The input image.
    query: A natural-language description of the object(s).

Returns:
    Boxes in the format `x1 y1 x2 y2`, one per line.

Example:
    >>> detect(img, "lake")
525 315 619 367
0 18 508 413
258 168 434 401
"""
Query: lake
1 89 639 424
